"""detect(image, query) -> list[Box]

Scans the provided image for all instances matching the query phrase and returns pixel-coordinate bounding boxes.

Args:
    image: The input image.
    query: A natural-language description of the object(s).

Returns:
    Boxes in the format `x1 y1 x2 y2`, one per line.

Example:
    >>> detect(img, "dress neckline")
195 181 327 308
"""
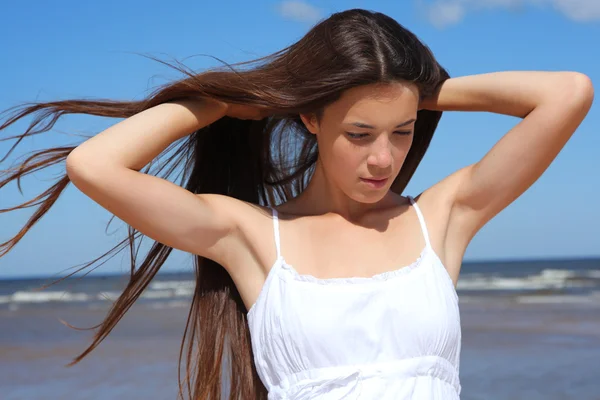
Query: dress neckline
276 245 429 285
247 245 458 319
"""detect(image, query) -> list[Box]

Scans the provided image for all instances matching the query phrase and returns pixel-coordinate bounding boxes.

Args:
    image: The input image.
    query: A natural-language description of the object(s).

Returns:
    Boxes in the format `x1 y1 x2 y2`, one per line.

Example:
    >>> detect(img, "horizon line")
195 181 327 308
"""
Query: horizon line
1 254 598 281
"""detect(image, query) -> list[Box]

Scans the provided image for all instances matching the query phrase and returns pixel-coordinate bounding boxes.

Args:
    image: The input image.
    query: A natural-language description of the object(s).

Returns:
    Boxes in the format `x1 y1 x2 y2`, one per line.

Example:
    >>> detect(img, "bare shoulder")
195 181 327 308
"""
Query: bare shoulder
412 165 474 282
198 193 276 273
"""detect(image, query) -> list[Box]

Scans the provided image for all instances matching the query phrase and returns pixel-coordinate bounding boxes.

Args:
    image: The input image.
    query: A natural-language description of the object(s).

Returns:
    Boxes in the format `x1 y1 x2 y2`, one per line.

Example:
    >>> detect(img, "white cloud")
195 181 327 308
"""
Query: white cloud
420 0 600 28
277 1 322 24
426 2 466 29
552 0 600 22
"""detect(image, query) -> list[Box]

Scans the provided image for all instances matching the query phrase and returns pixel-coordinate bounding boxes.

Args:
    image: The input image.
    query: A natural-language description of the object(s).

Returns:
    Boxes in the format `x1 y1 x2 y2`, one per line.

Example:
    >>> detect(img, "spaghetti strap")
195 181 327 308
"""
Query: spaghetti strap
270 207 282 259
407 196 432 250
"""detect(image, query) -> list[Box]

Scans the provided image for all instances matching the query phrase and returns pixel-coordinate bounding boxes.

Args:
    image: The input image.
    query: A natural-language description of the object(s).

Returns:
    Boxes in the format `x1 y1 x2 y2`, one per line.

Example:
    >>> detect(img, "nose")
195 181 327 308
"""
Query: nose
366 138 393 169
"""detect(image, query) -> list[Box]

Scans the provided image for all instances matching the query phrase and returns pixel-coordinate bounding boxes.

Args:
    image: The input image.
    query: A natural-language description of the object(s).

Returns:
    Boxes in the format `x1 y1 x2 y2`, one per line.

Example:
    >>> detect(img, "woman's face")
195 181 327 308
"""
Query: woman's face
301 82 419 203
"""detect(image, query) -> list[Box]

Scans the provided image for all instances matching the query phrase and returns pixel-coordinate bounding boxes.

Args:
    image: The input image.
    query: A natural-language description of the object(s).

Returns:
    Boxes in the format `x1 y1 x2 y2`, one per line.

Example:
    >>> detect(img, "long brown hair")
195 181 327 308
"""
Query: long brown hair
0 9 449 400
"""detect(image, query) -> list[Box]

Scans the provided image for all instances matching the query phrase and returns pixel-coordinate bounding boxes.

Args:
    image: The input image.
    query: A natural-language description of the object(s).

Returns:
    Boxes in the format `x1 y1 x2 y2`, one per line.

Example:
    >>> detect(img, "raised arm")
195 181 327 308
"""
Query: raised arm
65 98 243 264
421 71 594 251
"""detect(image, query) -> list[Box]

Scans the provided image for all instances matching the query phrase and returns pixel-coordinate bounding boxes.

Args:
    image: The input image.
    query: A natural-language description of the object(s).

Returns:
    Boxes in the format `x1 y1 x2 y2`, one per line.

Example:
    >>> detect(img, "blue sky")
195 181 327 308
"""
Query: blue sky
0 0 598 278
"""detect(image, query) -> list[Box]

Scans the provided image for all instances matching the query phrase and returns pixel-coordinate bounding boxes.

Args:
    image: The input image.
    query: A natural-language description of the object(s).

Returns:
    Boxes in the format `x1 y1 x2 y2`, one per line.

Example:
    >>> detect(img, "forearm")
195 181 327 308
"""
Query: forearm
67 98 226 171
421 71 592 118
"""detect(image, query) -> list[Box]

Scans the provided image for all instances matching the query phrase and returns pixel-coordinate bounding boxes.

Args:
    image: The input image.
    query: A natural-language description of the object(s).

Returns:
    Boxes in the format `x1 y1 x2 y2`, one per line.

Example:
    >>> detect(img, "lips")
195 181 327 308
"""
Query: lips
360 177 389 188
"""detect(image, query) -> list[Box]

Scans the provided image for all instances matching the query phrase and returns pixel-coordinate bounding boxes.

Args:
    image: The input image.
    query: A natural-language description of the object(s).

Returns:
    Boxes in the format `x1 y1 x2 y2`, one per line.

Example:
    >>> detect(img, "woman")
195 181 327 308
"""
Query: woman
0 8 593 400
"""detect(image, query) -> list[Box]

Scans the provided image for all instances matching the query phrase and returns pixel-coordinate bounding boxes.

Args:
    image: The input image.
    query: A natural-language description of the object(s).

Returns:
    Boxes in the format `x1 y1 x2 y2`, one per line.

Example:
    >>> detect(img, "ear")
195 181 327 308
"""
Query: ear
299 113 320 134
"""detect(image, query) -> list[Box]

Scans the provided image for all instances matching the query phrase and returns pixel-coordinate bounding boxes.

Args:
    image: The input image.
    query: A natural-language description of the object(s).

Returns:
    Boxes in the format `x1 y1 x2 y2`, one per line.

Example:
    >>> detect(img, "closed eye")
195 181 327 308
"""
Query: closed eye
346 131 413 139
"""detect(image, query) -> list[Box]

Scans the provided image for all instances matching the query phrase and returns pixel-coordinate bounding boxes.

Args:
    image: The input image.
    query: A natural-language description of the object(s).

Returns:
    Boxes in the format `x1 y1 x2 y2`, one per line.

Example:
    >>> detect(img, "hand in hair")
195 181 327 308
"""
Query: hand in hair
206 98 273 121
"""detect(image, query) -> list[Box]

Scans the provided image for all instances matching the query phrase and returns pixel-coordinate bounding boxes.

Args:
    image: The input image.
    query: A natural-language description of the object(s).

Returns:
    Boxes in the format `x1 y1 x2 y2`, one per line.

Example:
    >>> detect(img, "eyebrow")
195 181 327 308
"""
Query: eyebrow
346 118 416 129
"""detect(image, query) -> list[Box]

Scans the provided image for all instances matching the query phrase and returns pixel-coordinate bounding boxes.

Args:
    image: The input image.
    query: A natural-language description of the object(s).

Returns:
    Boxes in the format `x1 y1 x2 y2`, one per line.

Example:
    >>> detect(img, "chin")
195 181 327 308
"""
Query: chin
351 190 388 204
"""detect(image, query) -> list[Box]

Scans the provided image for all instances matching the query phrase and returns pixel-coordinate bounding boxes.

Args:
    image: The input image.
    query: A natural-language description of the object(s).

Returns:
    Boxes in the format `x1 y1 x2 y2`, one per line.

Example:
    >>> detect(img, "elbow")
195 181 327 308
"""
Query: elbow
546 72 595 117
65 149 90 187
568 72 594 109
65 148 110 187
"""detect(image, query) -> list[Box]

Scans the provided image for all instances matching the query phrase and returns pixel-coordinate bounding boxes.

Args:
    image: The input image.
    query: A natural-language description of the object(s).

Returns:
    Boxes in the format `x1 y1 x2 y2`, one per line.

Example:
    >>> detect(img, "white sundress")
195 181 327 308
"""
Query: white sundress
247 196 462 399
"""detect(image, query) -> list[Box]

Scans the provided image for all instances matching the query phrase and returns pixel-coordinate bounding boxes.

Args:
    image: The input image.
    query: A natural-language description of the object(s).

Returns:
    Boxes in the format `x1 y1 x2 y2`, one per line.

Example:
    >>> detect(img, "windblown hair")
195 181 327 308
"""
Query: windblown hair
0 8 449 400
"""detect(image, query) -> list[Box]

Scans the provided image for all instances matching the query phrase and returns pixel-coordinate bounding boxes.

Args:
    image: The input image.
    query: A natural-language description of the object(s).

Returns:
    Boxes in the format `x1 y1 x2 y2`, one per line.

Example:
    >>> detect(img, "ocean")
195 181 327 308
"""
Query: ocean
1 257 599 399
